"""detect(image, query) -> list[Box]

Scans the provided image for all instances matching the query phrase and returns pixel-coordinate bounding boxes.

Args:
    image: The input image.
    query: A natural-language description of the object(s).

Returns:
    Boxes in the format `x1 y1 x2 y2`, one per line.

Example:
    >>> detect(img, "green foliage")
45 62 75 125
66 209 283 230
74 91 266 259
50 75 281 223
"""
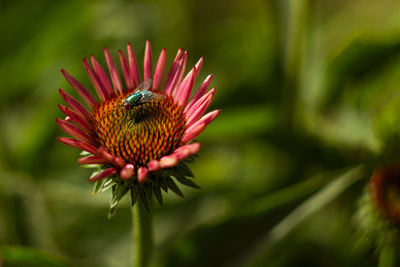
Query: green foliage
2 0 400 266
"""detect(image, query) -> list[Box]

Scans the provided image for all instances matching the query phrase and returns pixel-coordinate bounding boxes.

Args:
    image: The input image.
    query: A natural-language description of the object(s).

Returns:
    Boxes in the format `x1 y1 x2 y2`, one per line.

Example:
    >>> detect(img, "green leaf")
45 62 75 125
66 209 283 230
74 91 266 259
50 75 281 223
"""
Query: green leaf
245 165 366 267
1 245 68 267
166 178 184 197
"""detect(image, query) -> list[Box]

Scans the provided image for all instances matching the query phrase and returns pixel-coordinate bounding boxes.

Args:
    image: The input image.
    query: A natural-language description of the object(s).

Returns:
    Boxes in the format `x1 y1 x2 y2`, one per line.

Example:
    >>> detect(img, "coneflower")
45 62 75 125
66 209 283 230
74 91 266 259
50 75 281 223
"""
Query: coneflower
57 41 219 215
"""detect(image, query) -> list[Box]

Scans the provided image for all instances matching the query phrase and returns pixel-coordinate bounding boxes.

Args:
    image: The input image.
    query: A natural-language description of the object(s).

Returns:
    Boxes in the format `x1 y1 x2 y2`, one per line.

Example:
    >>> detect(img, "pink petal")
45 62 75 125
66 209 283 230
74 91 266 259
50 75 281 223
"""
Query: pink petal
185 88 216 127
185 75 213 113
152 48 167 91
120 164 135 180
119 50 134 90
159 155 178 168
58 89 92 121
170 51 188 97
182 110 220 144
83 59 107 101
190 109 220 128
194 57 204 77
89 167 117 182
90 56 114 97
164 49 186 95
181 122 205 144
175 67 196 106
61 69 98 108
104 48 123 94
56 118 94 145
78 155 107 165
147 159 160 172
137 167 149 183
143 40 152 81
175 143 201 155
57 137 98 155
127 43 141 87
58 105 93 134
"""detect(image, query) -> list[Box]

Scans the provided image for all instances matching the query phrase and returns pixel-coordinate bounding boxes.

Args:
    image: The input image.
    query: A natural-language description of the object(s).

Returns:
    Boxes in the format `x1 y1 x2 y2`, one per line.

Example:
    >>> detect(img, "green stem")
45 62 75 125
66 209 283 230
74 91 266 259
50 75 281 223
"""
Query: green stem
132 200 153 267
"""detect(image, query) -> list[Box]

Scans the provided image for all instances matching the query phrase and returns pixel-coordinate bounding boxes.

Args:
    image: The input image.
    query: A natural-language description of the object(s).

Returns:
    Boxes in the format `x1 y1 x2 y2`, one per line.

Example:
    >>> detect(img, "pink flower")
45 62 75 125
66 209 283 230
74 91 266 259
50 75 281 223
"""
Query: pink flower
57 41 219 212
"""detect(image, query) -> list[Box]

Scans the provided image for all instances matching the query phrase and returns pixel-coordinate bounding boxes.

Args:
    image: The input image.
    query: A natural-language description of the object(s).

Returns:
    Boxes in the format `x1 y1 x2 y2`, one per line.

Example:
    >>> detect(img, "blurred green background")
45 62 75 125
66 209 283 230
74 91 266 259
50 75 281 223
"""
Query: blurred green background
2 0 400 266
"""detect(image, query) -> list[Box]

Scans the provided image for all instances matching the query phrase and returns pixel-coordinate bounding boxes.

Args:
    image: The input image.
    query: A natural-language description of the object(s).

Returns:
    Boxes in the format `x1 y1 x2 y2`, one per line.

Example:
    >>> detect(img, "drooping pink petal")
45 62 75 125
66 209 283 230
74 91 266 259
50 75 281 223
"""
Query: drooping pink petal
181 123 206 144
57 137 98 155
61 69 98 108
58 89 92 121
89 167 117 182
113 157 126 168
83 59 107 101
174 143 201 155
80 142 100 155
90 56 114 97
56 118 95 145
120 164 135 180
78 155 108 165
99 147 114 162
164 50 188 95
175 67 196 106
152 48 167 91
137 167 149 183
119 50 134 90
185 75 213 113
127 43 141 87
185 88 216 126
159 155 178 168
104 48 123 94
58 104 93 134
167 143 202 161
143 40 152 81
147 159 160 172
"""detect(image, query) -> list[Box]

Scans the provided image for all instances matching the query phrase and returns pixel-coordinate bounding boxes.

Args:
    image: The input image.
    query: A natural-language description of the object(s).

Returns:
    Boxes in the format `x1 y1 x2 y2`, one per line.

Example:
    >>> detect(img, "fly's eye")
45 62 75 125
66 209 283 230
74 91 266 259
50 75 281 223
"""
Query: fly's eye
122 100 130 110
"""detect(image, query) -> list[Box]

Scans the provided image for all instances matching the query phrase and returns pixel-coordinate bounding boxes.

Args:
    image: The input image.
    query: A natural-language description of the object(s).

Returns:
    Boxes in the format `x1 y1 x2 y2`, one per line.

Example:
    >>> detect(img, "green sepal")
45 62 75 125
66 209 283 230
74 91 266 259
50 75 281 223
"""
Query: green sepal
108 206 117 219
81 164 103 169
110 183 129 209
158 177 169 192
130 185 141 206
153 184 163 205
176 163 194 178
93 179 105 194
139 188 151 213
173 174 200 189
166 178 184 197
101 178 115 192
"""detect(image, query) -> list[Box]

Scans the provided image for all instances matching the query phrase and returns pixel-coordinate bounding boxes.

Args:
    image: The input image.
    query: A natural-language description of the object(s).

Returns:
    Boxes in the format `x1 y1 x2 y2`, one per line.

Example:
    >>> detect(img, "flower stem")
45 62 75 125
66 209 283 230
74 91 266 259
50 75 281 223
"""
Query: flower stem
132 200 153 267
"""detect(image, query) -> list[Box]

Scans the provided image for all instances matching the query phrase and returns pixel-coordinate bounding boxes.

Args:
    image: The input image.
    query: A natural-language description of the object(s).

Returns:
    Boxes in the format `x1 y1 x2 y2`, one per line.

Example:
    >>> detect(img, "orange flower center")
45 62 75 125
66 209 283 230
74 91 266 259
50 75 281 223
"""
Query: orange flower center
93 90 186 168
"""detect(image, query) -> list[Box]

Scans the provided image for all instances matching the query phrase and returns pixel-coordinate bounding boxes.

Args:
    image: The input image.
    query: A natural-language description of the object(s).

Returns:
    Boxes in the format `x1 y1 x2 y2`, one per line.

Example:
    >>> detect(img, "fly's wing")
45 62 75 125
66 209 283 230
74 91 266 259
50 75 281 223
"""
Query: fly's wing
134 79 152 93
138 92 165 104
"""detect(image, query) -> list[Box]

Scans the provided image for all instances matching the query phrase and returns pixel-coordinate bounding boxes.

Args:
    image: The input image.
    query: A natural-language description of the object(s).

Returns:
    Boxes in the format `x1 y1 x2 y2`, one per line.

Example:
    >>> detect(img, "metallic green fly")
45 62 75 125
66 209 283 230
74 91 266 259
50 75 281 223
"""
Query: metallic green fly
122 79 165 110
